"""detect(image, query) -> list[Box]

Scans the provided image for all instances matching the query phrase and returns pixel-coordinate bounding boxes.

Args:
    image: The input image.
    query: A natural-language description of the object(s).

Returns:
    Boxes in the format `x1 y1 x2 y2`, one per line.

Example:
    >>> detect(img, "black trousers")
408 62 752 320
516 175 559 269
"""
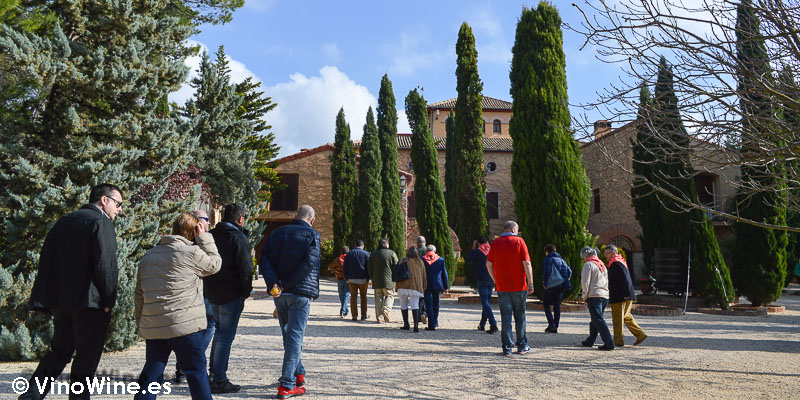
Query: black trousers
23 308 112 400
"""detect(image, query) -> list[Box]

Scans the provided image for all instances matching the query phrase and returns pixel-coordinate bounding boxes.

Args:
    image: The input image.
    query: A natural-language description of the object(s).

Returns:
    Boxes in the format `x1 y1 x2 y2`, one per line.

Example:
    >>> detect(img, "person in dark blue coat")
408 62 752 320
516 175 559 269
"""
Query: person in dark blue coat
467 237 498 334
343 240 371 321
261 205 321 399
542 244 572 333
422 245 449 331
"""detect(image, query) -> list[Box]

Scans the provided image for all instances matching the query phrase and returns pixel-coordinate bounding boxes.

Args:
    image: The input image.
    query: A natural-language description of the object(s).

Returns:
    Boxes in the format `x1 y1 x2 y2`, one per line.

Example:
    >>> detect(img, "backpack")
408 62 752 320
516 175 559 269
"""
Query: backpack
392 259 410 282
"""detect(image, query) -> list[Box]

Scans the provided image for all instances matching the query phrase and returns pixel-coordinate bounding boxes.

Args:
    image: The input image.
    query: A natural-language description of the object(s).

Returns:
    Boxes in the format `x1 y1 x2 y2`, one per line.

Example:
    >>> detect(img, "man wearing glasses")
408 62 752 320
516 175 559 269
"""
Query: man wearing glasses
19 183 122 400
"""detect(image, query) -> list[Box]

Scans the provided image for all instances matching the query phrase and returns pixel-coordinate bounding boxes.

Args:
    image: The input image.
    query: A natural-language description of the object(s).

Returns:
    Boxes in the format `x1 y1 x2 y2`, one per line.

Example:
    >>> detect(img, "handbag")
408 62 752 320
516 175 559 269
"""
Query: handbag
546 262 566 288
392 259 410 282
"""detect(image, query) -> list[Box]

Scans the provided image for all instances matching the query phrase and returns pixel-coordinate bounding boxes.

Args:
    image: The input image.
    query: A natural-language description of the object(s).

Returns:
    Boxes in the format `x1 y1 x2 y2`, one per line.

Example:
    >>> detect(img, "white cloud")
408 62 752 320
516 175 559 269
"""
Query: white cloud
243 0 278 13
169 40 261 105
397 110 411 134
463 4 512 65
321 42 342 63
387 28 450 76
269 66 378 157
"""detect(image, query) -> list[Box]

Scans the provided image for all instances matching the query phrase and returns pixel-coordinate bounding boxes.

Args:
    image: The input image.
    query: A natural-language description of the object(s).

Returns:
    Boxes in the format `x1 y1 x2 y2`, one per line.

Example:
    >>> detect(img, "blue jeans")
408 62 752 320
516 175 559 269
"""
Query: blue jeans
543 287 563 329
497 291 528 354
135 331 211 400
477 280 497 329
585 297 614 347
424 290 441 328
206 297 244 382
275 294 310 390
336 280 350 316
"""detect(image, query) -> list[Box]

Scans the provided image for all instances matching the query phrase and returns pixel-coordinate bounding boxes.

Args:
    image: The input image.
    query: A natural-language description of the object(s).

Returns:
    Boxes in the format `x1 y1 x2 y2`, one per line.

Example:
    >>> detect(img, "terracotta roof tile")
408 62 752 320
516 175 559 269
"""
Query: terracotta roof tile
427 96 513 110
355 134 513 152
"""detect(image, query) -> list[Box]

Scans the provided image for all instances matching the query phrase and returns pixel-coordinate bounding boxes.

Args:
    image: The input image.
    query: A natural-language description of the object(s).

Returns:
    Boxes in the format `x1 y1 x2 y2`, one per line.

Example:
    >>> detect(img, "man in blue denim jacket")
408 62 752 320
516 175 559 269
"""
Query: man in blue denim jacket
261 205 321 399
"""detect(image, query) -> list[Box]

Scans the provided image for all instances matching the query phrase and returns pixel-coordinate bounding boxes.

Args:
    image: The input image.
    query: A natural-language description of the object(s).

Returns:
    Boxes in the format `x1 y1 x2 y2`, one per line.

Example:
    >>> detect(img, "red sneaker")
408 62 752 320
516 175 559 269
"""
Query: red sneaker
277 385 306 399
296 374 305 387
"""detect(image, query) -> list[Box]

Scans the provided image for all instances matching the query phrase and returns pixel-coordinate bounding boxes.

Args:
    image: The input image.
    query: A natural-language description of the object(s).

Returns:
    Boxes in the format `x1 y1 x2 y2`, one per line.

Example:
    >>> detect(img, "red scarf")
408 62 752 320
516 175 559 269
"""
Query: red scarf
338 253 346 265
423 251 441 264
477 243 490 256
607 254 627 269
586 255 605 272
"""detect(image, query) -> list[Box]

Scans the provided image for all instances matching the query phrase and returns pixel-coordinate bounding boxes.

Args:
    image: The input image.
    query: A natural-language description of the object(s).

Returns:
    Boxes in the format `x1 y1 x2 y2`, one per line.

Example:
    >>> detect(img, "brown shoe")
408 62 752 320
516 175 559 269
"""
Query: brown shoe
383 311 390 323
634 335 648 346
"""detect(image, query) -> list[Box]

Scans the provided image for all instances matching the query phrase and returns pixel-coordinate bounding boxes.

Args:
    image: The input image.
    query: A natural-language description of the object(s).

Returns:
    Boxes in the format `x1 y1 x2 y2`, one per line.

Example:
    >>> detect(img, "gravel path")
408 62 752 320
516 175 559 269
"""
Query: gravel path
2 278 799 399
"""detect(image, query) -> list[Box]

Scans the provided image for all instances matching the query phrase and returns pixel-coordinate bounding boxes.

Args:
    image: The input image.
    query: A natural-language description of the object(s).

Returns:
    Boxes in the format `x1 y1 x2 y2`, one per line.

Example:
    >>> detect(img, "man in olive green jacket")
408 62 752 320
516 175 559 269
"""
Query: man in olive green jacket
368 238 399 323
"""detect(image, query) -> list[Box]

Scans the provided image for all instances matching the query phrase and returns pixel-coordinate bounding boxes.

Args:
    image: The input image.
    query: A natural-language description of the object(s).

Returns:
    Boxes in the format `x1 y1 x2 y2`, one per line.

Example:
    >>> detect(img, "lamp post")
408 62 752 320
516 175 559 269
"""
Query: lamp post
399 174 407 248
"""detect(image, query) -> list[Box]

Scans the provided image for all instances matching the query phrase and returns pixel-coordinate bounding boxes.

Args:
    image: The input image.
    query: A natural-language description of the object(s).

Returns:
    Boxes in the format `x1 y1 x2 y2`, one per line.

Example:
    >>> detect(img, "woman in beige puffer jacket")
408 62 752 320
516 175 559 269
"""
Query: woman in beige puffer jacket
134 212 222 399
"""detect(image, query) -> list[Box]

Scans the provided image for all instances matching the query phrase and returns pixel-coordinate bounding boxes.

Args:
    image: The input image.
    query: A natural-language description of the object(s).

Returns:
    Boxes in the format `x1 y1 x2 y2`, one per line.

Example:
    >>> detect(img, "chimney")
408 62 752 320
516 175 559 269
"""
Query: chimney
593 120 612 139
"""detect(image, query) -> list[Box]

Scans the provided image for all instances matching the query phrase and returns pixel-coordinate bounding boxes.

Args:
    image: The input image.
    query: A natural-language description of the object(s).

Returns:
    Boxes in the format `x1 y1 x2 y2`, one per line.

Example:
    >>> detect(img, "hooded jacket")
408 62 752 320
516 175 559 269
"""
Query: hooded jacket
135 233 221 339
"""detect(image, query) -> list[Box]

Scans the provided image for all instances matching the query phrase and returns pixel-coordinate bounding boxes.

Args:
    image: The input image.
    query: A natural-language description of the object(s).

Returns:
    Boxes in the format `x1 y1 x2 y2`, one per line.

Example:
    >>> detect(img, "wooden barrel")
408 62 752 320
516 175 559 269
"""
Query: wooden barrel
653 248 686 294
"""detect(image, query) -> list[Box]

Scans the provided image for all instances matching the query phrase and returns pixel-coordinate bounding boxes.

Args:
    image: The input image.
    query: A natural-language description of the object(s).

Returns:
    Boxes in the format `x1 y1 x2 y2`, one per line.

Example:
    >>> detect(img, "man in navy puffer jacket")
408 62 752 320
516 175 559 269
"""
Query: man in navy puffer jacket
261 205 320 399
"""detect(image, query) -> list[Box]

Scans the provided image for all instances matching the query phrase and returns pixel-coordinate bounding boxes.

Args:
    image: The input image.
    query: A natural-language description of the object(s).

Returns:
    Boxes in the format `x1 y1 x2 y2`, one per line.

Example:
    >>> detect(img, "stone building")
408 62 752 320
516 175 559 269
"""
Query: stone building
581 120 739 278
259 97 738 277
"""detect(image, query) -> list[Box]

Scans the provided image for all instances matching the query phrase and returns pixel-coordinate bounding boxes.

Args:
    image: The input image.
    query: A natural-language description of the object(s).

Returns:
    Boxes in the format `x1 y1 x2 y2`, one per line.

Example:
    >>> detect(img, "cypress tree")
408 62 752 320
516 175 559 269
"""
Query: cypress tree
732 0 788 306
651 58 733 308
377 75 405 254
331 108 357 252
453 22 488 285
0 1 198 359
509 3 591 300
406 89 456 285
444 108 458 230
631 83 661 276
356 107 383 251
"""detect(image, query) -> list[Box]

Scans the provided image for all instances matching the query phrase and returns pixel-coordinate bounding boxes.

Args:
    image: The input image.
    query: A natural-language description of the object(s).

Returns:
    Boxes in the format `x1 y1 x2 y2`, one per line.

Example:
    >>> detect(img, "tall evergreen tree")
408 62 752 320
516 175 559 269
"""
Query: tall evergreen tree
732 0 788 307
331 108 357 252
631 84 660 276
444 108 457 230
0 1 198 359
182 46 261 210
356 107 383 251
406 89 456 285
651 58 733 308
509 3 591 299
377 75 405 254
453 22 488 283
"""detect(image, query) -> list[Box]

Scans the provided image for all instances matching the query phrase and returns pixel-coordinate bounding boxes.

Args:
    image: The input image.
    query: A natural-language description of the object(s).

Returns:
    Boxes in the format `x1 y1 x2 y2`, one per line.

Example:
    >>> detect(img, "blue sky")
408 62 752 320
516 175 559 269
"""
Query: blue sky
173 1 626 157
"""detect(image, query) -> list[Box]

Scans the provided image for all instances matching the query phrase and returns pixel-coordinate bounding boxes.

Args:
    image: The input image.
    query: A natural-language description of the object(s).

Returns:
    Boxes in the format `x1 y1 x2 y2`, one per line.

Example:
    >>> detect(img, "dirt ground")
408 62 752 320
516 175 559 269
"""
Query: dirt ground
2 278 799 399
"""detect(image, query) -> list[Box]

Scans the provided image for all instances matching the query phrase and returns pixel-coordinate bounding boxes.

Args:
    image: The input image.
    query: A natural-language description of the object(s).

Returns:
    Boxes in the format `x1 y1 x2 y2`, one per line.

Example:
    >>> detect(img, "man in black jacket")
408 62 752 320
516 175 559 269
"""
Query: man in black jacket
203 203 253 394
261 205 320 399
20 184 122 400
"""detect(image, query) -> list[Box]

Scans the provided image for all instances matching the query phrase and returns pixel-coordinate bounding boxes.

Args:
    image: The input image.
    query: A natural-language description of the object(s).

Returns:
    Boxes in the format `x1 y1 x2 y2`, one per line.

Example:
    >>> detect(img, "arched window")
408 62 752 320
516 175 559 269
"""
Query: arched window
493 119 501 132
609 236 634 254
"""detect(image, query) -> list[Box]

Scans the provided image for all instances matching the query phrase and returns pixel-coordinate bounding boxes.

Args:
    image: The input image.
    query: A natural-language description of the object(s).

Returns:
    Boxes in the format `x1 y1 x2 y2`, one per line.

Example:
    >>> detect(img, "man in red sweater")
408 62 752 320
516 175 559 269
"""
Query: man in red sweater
486 221 534 356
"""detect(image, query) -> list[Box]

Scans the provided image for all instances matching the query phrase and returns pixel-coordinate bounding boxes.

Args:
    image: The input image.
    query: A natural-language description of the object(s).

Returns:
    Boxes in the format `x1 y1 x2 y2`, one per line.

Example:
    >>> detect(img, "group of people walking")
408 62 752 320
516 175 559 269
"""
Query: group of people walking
329 235 449 332
19 184 320 400
18 183 647 400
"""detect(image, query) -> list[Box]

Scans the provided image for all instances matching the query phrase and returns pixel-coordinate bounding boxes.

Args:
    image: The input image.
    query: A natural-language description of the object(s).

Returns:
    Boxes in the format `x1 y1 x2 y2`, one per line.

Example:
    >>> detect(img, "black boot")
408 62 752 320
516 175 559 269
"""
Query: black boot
411 309 420 333
400 309 410 330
